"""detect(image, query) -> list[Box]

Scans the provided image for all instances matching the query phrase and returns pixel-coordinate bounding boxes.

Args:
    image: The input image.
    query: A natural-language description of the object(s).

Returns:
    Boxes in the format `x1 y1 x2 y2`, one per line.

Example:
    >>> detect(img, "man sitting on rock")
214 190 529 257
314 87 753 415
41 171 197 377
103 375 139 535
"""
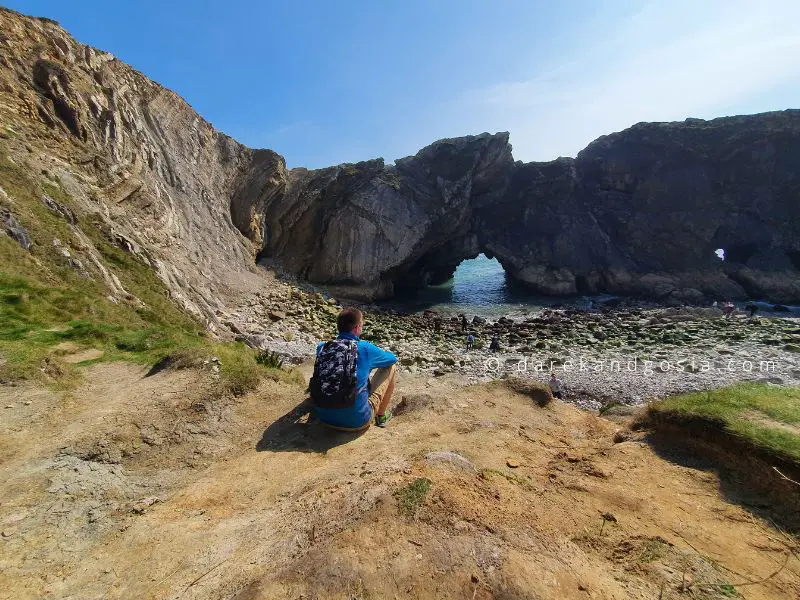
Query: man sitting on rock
310 308 398 430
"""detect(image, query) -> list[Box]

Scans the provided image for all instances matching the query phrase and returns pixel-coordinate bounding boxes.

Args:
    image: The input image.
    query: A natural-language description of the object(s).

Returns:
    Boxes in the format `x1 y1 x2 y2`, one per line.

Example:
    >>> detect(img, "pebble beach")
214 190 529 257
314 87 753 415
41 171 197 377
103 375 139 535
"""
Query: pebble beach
224 283 800 412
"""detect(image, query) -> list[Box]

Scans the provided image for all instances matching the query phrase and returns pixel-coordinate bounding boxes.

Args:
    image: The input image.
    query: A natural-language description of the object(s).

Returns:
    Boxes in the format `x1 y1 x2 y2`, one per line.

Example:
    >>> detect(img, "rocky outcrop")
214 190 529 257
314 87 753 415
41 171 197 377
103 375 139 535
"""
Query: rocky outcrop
253 112 800 303
252 133 514 298
0 8 266 327
2 7 799 310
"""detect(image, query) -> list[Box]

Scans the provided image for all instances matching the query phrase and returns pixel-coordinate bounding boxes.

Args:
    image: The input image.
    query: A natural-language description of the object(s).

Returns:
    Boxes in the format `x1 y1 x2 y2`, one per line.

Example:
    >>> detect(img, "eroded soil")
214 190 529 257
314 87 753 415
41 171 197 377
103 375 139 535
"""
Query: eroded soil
1 364 798 599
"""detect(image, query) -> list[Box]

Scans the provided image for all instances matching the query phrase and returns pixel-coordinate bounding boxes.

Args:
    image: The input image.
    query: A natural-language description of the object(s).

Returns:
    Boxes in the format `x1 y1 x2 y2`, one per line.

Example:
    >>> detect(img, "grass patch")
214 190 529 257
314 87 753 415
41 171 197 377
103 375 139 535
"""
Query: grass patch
599 401 623 415
480 468 533 489
395 478 431 515
0 147 306 393
149 344 304 396
638 539 668 563
256 349 284 369
646 383 800 463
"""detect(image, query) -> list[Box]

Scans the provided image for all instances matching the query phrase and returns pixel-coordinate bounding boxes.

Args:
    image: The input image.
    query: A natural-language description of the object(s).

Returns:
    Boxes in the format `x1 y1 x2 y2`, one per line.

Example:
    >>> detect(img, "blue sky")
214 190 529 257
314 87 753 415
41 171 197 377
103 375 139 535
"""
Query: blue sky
8 0 800 168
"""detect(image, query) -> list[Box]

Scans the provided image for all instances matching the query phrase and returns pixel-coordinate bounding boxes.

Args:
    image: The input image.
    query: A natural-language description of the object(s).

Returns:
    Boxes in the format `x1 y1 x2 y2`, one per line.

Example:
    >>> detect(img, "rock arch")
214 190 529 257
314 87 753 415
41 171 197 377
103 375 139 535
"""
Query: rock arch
233 111 800 304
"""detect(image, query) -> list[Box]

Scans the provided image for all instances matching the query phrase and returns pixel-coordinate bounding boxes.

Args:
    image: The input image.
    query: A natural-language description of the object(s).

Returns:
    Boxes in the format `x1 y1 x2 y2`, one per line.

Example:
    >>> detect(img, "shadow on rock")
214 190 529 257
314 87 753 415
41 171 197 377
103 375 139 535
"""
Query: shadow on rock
644 429 800 533
256 399 368 454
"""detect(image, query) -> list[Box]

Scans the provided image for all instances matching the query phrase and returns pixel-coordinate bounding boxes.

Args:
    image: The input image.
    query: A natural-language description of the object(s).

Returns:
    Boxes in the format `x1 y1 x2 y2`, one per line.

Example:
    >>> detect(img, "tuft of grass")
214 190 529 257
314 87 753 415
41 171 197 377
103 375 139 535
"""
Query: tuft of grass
151 343 304 396
646 384 800 462
639 539 668 563
256 349 284 369
395 478 431 515
599 402 623 415
479 468 533 489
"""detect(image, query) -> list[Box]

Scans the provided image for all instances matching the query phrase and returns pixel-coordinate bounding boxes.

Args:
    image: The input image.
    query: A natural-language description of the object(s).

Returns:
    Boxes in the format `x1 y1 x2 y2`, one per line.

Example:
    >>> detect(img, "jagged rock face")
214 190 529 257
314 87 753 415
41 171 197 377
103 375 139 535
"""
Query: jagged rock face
256 113 800 303
477 113 800 303
566 114 800 302
0 8 272 326
243 134 513 299
2 7 799 309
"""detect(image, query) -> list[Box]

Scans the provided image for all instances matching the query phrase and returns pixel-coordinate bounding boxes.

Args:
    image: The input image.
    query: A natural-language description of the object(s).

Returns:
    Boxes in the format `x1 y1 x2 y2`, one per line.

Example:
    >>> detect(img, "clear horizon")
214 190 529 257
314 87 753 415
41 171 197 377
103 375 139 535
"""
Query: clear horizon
7 0 800 169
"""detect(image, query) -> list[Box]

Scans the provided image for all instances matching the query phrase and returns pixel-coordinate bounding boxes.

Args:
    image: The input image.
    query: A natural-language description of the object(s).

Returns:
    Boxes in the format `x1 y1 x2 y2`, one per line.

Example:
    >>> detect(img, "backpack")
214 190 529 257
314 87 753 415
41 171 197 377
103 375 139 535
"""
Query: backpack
309 339 360 409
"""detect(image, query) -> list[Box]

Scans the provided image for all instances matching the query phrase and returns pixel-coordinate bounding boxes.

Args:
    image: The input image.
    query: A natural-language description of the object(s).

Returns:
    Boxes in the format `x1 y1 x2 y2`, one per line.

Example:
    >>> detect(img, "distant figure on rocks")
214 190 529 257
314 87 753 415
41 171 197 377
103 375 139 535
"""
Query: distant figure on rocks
722 301 736 319
489 335 500 352
745 303 759 318
466 334 474 351
461 314 468 332
310 308 398 430
549 373 564 399
433 317 442 333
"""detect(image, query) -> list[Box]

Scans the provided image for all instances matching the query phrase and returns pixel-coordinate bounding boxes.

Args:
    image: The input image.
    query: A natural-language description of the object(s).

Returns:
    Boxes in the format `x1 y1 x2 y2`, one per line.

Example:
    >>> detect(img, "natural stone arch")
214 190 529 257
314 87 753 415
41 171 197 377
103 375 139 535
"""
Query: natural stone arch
234 112 800 304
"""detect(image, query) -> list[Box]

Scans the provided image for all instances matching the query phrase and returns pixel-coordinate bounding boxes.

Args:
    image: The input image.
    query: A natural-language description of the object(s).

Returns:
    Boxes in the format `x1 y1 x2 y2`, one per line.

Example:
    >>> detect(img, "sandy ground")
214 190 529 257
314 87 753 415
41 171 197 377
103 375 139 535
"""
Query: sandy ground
1 362 798 599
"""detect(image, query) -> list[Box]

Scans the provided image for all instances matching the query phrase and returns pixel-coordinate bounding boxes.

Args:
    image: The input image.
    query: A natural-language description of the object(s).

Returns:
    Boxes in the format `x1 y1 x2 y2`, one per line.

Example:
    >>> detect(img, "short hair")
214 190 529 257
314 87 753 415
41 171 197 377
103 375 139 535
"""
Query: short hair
337 308 363 333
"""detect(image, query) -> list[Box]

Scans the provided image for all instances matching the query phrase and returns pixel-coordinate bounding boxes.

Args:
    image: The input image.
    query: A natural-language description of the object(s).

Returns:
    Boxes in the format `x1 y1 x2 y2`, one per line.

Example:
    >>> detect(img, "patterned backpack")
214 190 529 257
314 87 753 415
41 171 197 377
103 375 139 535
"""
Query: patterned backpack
309 339 360 408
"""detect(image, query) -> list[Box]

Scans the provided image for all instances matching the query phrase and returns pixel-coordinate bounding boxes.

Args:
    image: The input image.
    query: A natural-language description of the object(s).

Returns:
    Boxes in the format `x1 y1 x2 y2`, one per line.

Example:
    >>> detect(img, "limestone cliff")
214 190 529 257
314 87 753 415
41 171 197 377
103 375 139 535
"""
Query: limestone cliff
0 8 265 327
253 113 800 303
2 7 799 313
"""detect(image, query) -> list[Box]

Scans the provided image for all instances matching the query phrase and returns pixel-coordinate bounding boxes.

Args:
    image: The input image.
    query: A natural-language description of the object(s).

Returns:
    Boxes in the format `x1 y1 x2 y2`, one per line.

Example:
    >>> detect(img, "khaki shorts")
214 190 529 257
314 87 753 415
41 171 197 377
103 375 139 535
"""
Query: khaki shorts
367 364 397 414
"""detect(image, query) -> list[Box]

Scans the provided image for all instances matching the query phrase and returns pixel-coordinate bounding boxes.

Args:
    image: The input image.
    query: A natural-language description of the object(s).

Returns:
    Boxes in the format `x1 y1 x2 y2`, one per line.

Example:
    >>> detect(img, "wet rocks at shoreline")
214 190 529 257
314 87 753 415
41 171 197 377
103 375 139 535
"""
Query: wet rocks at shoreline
224 283 800 410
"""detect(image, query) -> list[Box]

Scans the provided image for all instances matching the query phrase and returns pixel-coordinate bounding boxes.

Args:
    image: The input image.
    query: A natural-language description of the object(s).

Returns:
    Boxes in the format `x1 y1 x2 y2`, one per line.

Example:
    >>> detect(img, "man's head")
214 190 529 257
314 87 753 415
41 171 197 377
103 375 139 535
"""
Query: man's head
337 307 364 336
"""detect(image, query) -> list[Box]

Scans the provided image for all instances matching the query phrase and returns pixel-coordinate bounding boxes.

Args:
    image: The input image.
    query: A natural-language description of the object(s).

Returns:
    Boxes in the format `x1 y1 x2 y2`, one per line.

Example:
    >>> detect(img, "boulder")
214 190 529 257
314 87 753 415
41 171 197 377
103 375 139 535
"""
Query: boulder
1 209 31 251
424 451 476 473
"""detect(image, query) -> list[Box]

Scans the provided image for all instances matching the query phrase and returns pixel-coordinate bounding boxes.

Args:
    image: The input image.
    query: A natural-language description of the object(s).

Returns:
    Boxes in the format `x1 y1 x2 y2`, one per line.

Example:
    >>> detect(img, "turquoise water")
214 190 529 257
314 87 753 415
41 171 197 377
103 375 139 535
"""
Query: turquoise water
396 254 800 317
397 254 593 316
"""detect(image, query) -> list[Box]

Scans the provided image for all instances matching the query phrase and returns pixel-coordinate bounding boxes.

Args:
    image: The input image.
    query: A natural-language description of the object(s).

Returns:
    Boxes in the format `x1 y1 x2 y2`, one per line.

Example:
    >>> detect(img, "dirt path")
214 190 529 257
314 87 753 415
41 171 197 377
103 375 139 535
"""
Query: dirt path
1 365 798 599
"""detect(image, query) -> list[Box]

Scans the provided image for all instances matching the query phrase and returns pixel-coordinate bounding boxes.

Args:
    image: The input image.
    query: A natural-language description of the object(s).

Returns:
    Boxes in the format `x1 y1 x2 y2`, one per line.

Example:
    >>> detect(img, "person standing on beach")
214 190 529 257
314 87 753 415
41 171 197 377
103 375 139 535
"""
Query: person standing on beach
466 333 474 351
723 301 735 319
461 314 468 332
433 317 442 333
549 373 564 399
489 335 500 352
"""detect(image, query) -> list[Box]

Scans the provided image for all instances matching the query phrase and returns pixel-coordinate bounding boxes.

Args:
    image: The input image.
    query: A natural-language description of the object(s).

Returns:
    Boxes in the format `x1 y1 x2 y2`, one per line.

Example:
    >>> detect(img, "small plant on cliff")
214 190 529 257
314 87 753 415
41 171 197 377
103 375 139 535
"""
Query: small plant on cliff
395 478 431 515
256 349 284 369
379 170 402 190
341 164 360 177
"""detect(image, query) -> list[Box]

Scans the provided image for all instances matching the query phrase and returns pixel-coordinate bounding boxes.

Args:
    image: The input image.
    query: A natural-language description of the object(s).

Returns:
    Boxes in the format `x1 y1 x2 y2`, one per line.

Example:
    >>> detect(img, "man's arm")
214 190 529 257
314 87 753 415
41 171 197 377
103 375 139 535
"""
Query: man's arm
364 342 398 369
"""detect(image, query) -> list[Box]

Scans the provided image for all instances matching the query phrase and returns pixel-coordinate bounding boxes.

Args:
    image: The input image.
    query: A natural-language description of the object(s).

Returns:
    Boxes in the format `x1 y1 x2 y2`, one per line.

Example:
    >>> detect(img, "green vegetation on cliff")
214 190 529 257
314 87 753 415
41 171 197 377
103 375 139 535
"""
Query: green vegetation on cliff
646 383 800 462
0 149 295 392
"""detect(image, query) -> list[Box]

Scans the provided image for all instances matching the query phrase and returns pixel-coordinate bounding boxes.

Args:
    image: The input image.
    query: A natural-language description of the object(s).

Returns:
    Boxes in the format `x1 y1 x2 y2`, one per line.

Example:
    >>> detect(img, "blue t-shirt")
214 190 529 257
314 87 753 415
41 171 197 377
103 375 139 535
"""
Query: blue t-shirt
313 332 398 429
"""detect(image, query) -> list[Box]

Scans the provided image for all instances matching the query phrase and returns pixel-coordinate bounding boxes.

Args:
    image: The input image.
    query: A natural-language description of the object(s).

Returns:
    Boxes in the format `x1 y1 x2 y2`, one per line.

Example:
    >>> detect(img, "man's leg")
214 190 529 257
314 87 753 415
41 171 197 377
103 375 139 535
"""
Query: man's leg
368 364 397 418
